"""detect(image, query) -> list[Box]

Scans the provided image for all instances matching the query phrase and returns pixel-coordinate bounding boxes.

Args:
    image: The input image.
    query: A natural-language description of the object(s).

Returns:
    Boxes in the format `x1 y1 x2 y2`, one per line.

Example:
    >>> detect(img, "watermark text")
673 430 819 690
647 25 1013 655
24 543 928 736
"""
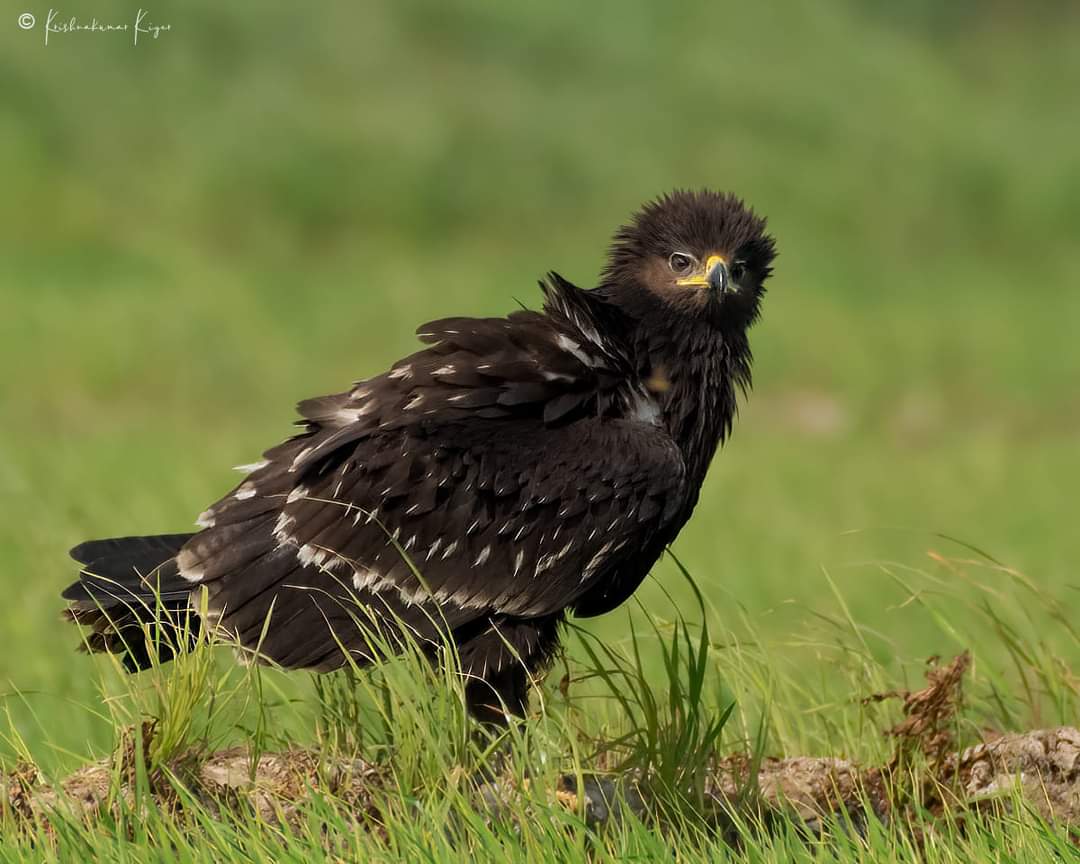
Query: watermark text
17 9 172 46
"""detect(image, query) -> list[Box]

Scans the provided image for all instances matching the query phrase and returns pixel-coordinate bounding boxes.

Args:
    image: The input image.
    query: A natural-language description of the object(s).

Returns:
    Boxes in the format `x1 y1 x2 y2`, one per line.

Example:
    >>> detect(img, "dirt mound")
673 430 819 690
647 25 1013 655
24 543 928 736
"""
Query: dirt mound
4 654 1080 839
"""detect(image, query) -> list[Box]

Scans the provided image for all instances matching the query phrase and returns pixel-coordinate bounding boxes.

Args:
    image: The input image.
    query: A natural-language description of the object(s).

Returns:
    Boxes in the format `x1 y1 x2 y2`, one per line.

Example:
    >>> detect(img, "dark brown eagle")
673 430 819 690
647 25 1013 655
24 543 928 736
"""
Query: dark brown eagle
62 190 776 723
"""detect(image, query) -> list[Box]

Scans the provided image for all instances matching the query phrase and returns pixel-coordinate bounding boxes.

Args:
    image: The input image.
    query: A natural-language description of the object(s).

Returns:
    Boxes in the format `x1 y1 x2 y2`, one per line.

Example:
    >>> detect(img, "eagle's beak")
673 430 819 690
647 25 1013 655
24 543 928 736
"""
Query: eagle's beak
676 254 729 294
705 255 728 295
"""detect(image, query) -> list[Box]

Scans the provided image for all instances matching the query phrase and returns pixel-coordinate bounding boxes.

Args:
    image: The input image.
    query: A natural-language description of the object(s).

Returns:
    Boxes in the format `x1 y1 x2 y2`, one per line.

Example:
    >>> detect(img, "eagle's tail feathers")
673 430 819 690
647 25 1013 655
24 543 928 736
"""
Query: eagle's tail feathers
62 533 200 672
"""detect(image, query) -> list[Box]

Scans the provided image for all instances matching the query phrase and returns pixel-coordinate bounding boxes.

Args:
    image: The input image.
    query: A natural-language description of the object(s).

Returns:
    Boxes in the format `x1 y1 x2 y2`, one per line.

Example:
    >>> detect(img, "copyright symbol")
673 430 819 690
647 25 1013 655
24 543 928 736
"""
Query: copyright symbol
18 12 35 29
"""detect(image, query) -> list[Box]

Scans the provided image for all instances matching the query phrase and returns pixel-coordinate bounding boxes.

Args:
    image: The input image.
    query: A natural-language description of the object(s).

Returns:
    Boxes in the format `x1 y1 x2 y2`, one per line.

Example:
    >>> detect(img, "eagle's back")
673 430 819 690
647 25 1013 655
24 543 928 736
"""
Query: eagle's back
149 275 687 674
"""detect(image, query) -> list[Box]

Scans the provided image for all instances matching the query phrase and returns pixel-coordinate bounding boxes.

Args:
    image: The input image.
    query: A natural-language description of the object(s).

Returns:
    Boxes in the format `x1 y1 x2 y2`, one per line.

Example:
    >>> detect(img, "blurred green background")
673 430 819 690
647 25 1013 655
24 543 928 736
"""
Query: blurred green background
1 0 1078 766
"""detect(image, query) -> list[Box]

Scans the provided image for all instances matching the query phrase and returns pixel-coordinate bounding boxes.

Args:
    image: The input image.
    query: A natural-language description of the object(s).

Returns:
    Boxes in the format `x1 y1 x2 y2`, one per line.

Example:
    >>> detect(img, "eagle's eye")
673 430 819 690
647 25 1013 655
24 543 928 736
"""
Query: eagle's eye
668 252 695 276
730 260 747 282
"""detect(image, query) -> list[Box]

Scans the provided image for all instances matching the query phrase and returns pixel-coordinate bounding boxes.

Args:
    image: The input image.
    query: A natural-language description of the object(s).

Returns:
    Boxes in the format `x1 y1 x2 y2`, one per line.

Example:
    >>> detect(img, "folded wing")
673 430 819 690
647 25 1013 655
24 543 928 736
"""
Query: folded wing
178 275 686 670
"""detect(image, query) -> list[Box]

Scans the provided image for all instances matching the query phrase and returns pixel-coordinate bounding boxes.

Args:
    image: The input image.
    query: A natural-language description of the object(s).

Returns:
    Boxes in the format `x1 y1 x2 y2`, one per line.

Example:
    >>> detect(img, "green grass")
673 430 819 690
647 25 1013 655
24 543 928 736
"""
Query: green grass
2 0 1079 857
3 556 1079 859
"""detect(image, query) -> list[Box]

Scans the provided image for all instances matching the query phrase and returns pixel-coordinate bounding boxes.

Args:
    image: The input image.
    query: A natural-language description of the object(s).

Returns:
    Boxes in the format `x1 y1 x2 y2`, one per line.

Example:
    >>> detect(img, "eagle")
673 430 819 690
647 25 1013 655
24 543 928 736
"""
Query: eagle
62 190 776 724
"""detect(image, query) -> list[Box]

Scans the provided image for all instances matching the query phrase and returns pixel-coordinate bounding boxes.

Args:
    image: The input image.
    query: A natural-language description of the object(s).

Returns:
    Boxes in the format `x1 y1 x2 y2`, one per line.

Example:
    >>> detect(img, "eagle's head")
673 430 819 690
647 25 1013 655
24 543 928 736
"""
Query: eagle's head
602 189 776 330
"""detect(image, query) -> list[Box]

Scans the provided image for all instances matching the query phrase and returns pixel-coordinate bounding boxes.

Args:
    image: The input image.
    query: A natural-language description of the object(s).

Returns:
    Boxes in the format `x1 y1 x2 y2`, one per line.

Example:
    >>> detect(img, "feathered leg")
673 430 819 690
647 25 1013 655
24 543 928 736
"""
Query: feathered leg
459 612 564 725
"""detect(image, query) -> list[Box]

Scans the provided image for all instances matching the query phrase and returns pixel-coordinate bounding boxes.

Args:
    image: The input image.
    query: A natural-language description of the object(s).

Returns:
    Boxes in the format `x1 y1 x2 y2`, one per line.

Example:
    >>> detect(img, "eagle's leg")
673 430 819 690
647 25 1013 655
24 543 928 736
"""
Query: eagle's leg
458 612 564 726
465 664 531 727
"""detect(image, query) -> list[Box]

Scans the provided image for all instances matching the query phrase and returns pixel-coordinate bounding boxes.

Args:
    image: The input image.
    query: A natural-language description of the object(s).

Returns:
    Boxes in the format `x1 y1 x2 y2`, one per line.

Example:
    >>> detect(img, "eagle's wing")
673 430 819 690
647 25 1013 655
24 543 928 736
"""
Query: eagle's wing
181 276 685 668
284 417 681 614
